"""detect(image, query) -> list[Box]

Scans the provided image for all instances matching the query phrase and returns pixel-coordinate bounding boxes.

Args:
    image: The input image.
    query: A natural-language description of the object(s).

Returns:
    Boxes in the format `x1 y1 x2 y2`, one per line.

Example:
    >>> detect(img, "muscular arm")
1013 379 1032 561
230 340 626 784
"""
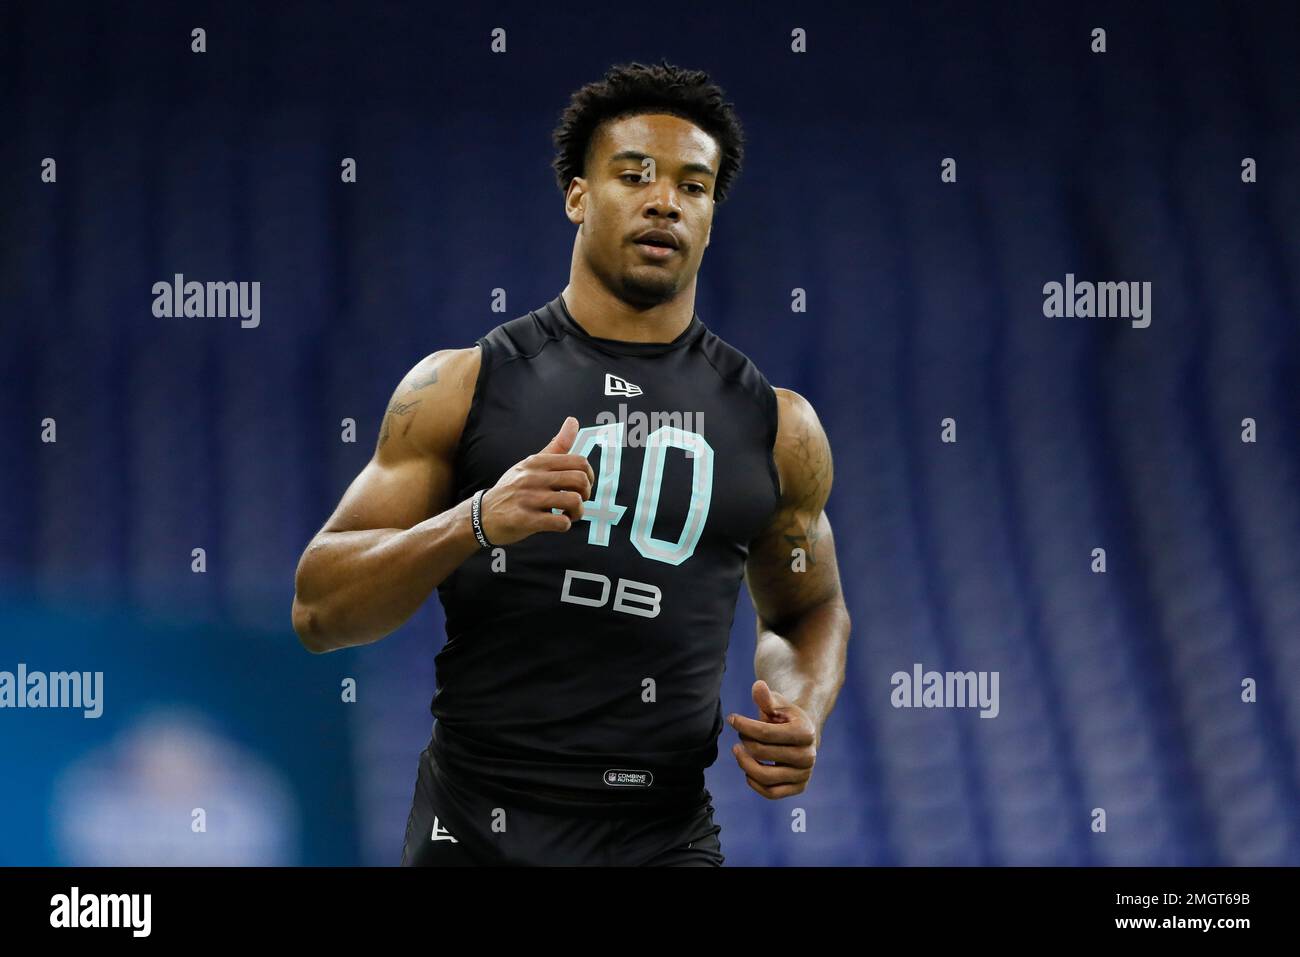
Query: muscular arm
743 388 851 748
290 347 483 653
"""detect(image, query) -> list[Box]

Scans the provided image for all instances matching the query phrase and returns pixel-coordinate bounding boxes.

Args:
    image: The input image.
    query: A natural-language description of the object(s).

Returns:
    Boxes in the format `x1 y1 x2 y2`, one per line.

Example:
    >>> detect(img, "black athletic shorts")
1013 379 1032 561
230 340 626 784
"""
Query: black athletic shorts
400 738 725 866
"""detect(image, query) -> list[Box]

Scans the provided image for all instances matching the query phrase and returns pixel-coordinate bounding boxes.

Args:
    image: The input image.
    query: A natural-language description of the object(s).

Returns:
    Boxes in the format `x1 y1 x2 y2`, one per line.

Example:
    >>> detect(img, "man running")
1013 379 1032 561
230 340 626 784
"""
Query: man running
291 61 850 866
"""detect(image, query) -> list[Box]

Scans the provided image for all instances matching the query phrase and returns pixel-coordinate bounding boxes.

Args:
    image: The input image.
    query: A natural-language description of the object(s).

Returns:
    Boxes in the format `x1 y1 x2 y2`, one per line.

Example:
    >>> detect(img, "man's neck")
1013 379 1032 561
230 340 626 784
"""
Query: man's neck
560 276 695 344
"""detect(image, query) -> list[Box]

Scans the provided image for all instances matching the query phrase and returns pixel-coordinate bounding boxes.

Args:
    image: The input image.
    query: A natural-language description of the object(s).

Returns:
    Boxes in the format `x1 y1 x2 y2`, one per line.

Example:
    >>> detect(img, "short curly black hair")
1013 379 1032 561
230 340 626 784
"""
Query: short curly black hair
551 60 745 203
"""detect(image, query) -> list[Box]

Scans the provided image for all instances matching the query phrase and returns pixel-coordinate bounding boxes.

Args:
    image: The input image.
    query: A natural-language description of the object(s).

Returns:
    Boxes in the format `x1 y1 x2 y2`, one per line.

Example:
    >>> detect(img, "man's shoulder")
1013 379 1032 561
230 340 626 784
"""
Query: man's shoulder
381 346 482 459
695 322 773 386
396 345 482 406
770 387 832 508
475 303 564 364
410 345 481 388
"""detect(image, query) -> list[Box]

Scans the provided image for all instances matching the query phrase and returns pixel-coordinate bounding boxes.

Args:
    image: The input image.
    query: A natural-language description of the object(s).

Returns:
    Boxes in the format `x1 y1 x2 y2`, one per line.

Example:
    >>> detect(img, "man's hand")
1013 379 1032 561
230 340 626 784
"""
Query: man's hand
728 679 818 799
479 416 596 545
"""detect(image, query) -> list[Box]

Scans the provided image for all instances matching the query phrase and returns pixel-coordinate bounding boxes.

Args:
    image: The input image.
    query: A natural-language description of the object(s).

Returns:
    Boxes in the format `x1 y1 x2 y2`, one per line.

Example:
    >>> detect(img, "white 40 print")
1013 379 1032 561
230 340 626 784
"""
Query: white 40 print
556 422 714 566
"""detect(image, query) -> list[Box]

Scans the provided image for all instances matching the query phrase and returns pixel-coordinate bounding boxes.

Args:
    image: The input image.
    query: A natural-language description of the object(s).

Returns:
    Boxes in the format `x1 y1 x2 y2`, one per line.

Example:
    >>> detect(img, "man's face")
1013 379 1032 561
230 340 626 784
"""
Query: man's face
566 113 720 307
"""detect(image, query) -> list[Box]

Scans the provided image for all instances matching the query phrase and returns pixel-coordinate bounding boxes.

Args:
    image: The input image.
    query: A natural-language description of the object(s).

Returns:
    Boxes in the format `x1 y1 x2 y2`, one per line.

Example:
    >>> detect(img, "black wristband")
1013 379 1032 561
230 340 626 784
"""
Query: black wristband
471 489 495 548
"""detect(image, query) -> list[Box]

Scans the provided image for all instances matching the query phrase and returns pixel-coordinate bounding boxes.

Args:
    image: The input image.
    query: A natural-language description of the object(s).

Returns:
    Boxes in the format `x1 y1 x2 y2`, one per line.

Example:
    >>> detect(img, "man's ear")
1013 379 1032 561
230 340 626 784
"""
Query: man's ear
565 178 587 228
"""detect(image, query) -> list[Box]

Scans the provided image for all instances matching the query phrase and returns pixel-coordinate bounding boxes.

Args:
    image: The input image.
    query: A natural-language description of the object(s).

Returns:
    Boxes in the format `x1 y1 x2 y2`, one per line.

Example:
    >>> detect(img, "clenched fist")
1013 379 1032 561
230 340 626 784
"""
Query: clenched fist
478 416 596 546
729 680 819 799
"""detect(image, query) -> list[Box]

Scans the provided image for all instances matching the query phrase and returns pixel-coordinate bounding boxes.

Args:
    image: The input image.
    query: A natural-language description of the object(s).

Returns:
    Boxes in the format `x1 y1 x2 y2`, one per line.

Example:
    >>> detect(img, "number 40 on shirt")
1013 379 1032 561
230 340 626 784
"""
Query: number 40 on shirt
551 421 714 567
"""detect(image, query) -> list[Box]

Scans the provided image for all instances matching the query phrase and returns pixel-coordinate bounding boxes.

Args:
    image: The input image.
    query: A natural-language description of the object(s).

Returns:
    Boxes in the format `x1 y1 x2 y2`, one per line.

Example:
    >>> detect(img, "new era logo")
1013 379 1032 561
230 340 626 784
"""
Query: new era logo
431 816 459 843
604 373 643 397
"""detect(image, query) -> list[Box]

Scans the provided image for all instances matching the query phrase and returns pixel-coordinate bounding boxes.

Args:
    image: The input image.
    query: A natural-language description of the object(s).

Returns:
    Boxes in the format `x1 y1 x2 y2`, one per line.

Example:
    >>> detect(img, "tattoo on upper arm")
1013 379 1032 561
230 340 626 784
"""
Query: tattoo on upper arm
378 398 422 449
782 516 824 567
753 401 832 573
377 355 446 450
405 363 440 392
